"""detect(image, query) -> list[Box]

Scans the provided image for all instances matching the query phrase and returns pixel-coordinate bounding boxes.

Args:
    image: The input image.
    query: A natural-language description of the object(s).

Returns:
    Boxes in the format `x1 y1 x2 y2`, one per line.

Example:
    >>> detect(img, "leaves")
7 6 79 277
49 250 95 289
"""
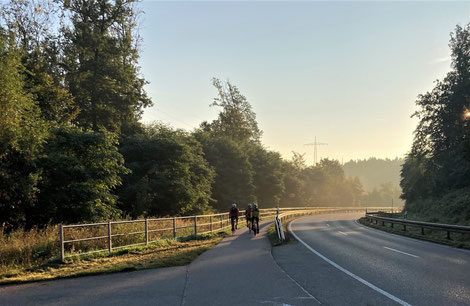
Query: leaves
402 24 470 216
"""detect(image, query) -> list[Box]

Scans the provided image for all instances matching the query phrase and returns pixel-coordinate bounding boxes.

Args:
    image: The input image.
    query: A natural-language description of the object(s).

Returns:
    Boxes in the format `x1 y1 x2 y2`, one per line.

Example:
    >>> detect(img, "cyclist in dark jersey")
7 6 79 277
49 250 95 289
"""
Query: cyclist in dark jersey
245 204 252 233
229 203 239 232
250 204 260 234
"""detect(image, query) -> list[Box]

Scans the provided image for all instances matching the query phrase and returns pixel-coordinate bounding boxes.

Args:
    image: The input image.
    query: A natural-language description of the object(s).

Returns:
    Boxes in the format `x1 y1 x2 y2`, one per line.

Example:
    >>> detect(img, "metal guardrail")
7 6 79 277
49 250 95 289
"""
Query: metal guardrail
274 207 374 242
58 206 389 261
364 212 470 240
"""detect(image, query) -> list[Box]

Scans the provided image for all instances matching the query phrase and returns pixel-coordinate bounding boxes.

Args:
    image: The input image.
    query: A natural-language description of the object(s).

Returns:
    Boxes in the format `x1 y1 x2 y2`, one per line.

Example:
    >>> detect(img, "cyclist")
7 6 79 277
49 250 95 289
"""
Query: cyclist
251 204 260 235
245 204 252 233
229 203 239 232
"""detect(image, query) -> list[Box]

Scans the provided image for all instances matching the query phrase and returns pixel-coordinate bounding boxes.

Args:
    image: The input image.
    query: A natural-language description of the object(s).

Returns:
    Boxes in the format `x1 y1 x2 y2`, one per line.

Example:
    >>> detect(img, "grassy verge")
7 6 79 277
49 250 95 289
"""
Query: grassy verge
0 230 229 286
358 217 470 249
267 216 298 246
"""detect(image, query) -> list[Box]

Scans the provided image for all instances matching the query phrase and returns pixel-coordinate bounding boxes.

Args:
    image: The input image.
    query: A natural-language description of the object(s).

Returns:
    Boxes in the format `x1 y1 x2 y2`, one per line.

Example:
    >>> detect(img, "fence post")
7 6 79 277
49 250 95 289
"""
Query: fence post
194 216 198 235
421 227 424 235
108 221 112 253
145 218 149 245
220 215 223 229
59 225 64 262
210 216 213 232
403 224 407 231
446 231 451 240
173 217 176 238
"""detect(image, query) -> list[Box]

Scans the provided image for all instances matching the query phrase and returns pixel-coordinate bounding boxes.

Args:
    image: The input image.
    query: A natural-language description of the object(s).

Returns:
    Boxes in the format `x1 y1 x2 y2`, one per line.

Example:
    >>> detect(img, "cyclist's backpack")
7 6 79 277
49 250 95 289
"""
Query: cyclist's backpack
252 208 259 218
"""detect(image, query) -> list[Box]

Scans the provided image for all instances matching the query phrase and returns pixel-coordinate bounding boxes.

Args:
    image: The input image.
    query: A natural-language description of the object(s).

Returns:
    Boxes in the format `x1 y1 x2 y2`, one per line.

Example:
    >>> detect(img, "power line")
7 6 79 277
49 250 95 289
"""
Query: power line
304 136 328 165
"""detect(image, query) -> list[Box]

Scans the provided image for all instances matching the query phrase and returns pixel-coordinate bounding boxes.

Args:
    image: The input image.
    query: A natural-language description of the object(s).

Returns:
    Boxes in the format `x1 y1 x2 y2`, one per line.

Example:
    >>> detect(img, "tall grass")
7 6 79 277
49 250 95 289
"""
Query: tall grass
0 213 242 278
0 209 282 278
0 225 59 276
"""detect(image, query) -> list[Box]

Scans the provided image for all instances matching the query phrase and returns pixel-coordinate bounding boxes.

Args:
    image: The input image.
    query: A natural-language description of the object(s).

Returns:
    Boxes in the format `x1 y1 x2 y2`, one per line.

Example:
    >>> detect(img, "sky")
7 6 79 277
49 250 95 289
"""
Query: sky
138 1 470 165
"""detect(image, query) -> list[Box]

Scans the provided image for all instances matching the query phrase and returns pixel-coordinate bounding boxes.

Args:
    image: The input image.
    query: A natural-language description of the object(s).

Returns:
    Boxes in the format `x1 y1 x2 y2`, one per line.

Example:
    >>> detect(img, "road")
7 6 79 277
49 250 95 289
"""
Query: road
274 212 470 306
1 212 469 305
0 221 319 306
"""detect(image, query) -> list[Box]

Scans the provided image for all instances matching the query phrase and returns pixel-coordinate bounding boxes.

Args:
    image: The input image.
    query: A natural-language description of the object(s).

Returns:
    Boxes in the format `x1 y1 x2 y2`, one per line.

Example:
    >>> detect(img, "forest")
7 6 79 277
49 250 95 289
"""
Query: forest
343 158 404 208
400 24 470 225
401 24 470 224
1 0 397 230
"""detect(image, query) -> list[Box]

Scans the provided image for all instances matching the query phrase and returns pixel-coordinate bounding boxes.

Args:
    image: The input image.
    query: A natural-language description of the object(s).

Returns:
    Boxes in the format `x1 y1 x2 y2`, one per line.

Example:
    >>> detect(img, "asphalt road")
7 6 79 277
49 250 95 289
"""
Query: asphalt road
273 212 470 306
0 221 320 306
2 213 469 306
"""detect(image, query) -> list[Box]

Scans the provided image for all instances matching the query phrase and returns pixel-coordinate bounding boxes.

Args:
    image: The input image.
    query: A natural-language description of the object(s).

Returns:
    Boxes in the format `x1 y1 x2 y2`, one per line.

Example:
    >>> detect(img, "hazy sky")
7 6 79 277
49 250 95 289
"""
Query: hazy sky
138 1 470 164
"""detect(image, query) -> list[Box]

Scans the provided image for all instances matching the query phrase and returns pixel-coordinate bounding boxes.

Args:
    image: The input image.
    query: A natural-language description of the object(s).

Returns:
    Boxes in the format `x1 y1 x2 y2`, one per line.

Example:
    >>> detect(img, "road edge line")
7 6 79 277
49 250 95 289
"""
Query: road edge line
288 219 412 306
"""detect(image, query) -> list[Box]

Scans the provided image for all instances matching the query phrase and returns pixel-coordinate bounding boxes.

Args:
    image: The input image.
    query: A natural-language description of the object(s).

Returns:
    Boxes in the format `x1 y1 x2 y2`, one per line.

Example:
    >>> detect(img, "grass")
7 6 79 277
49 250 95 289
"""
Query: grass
0 230 229 285
267 216 303 246
359 217 470 249
0 215 235 280
0 225 60 278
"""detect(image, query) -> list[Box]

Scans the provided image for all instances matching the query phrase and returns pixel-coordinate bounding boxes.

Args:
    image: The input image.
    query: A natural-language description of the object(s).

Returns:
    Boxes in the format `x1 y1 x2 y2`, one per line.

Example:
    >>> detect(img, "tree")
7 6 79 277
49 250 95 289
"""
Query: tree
343 157 404 192
402 24 470 214
61 0 152 135
248 146 284 207
1 0 77 125
279 157 304 207
118 124 215 217
32 126 128 225
196 132 256 211
0 29 48 226
201 78 262 145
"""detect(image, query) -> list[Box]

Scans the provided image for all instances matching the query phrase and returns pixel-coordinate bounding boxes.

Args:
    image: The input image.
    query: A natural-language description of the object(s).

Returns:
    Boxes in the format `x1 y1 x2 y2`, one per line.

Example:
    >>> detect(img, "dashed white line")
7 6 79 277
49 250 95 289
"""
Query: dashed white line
383 247 419 258
338 231 348 236
288 219 412 306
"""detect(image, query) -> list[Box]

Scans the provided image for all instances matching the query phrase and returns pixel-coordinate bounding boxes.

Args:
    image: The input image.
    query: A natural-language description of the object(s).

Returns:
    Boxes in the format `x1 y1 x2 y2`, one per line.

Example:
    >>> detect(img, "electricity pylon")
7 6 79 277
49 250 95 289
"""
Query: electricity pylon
304 136 328 165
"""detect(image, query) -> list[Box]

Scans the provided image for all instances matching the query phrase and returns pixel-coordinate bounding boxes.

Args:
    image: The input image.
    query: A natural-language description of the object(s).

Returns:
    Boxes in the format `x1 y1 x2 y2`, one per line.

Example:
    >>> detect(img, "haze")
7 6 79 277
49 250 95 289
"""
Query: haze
139 0 469 164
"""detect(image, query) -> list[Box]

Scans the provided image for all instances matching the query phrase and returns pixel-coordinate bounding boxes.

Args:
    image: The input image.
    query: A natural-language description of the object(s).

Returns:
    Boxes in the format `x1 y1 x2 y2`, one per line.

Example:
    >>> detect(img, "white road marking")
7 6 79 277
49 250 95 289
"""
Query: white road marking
338 231 348 236
288 220 412 306
383 247 419 258
326 223 330 227
354 219 470 255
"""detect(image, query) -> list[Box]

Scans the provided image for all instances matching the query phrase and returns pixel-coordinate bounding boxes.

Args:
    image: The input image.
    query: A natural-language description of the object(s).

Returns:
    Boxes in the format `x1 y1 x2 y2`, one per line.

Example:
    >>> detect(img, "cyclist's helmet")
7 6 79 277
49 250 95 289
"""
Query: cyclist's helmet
253 204 258 208
248 204 252 208
232 203 237 208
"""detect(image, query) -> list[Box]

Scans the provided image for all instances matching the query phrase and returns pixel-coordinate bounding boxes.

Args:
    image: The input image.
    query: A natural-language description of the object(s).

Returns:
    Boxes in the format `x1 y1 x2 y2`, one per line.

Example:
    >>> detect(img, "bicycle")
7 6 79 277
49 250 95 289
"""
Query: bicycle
252 217 259 236
231 217 238 233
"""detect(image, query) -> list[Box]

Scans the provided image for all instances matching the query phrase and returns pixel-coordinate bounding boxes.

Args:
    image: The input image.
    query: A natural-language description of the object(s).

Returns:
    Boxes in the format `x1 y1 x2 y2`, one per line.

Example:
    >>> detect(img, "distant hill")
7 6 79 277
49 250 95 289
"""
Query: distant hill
343 158 404 192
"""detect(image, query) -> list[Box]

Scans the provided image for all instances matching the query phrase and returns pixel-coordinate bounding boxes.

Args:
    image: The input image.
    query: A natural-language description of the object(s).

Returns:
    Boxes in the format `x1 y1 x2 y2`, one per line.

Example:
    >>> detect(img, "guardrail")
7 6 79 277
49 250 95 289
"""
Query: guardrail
364 212 470 240
58 206 389 261
273 207 384 242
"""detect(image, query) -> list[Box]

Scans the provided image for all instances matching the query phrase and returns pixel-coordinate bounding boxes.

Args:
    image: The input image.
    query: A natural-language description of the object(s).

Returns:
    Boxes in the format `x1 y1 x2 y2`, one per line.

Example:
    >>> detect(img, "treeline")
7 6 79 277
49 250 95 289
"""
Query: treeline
343 158 403 191
343 158 404 208
401 24 470 224
1 1 374 230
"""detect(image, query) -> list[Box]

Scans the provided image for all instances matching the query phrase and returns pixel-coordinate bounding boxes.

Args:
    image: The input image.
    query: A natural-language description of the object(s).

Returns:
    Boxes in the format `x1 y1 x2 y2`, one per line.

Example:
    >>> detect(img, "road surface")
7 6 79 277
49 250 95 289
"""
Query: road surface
2 212 469 305
274 212 470 306
0 221 319 306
